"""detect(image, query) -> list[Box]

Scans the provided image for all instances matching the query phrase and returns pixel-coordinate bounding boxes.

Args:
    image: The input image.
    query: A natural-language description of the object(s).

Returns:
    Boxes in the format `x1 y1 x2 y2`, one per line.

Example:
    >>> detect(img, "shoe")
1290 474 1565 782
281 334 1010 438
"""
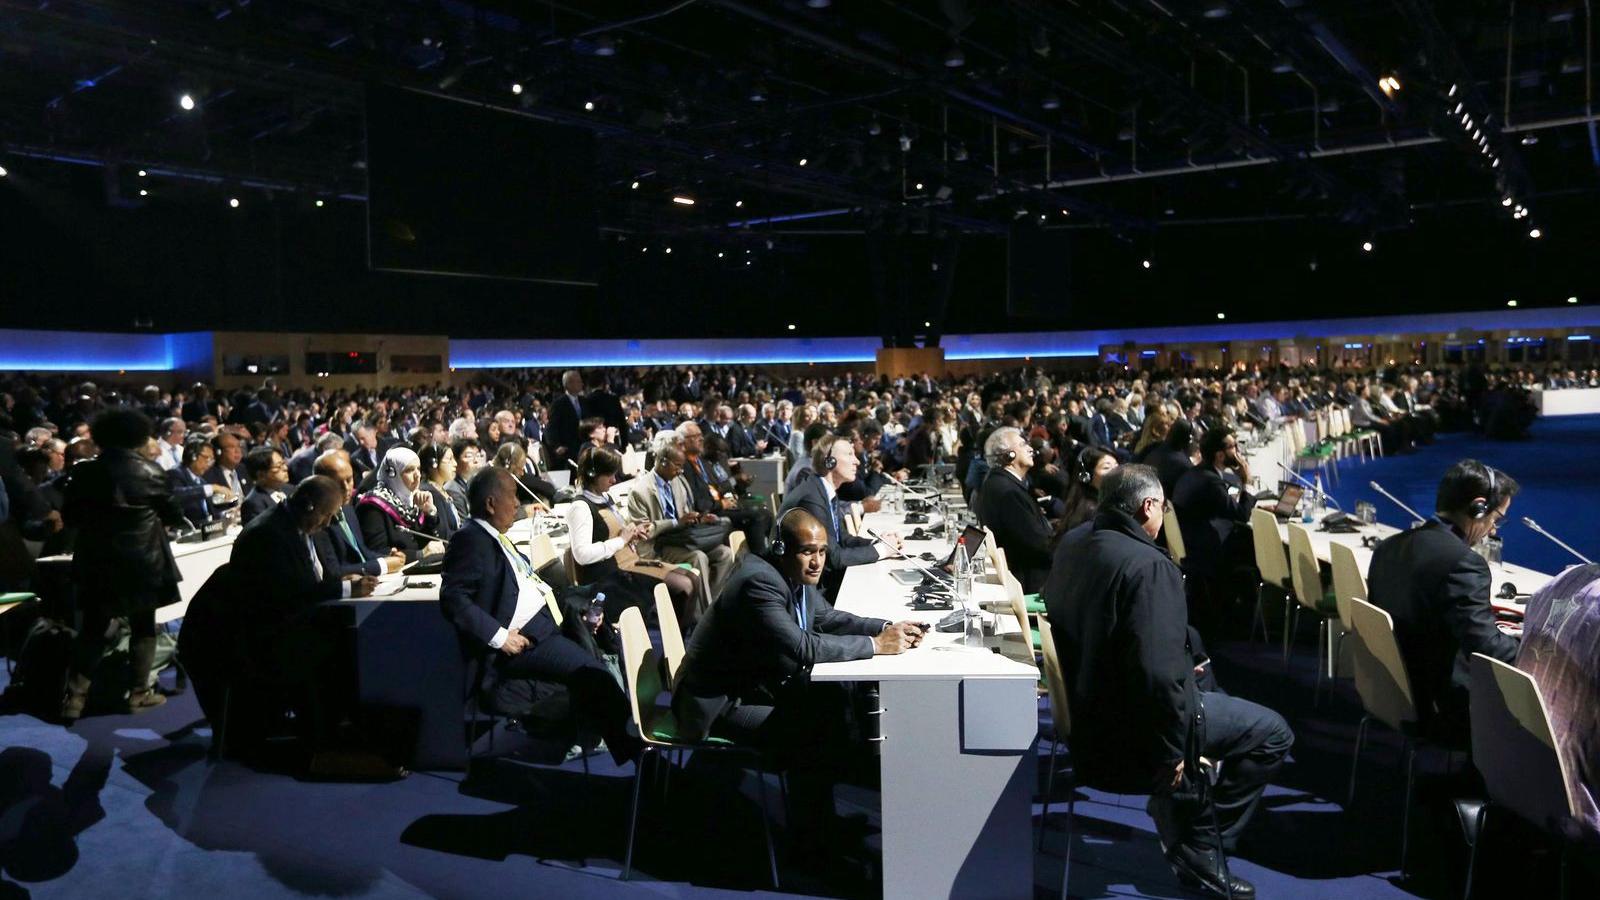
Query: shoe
127 689 168 713
565 739 607 762
1168 842 1255 900
60 674 93 722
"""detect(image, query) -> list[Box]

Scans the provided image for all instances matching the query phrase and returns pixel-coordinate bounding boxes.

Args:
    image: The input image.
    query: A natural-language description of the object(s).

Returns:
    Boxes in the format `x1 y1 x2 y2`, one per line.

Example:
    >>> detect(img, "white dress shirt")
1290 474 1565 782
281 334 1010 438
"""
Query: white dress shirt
476 518 557 649
565 492 626 566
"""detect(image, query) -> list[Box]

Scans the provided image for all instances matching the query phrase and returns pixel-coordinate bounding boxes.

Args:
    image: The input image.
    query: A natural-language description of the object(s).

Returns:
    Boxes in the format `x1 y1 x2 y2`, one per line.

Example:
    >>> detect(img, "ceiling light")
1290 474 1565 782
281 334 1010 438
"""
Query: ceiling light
914 182 923 191
1507 300 1519 307
1361 240 1373 252
228 197 239 208
798 157 808 166
179 93 196 111
1216 312 1226 319
787 323 797 331
1502 197 1513 207
1203 3 1231 19
944 45 965 68
868 117 882 136
1569 296 1579 304
1449 83 1458 97
749 81 767 102
664 247 672 254
717 251 724 258
924 321 931 328
672 195 695 205
1271 56 1295 75
1521 135 1539 146
511 83 523 95
315 199 324 207
594 36 616 57
1491 158 1500 167
807 0 832 8
138 189 148 196
734 199 743 207
1061 208 1070 216
1142 259 1152 269
1041 93 1060 110
584 100 595 111
630 180 640 189
0 165 8 177
952 142 968 161
137 169 147 177
1529 228 1542 239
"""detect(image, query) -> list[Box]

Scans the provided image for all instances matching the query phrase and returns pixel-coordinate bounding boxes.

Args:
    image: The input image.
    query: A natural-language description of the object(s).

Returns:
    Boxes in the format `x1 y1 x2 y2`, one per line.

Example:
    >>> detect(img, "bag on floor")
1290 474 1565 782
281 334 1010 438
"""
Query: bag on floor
1 616 75 719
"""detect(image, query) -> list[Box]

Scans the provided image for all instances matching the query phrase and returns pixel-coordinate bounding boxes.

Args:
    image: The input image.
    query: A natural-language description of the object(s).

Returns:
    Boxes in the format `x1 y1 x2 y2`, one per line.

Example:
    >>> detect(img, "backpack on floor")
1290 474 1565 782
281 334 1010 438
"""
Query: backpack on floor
1 616 75 719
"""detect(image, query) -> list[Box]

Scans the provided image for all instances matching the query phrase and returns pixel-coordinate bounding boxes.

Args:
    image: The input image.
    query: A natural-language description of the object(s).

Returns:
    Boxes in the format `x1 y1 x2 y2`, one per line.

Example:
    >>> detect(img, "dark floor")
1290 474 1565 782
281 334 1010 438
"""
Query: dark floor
2 415 1597 899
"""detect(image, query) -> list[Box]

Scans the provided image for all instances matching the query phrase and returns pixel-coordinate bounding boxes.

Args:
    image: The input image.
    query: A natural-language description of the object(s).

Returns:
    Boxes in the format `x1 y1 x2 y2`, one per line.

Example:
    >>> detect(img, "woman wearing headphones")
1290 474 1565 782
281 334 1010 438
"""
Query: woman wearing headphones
567 446 705 642
1058 445 1120 533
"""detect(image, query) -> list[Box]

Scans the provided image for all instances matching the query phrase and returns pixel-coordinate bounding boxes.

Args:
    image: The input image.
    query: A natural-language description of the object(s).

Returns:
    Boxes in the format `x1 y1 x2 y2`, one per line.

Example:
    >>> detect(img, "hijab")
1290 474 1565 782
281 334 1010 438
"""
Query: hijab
361 446 423 526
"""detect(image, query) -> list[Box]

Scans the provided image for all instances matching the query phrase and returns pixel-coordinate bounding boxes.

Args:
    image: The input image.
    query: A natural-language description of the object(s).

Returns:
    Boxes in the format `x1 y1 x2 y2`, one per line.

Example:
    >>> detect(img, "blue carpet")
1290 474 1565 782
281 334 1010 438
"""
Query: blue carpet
3 418 1597 899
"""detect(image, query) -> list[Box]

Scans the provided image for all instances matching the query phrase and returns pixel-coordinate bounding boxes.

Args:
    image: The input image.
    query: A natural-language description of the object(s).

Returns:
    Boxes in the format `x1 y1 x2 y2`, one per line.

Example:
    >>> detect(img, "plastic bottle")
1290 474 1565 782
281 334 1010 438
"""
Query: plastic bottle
586 591 607 632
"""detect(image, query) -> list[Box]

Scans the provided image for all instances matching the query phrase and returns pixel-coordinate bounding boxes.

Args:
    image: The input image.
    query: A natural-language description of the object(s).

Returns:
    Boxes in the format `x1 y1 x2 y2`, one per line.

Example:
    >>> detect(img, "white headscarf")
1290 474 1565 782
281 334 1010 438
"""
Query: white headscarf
376 446 421 508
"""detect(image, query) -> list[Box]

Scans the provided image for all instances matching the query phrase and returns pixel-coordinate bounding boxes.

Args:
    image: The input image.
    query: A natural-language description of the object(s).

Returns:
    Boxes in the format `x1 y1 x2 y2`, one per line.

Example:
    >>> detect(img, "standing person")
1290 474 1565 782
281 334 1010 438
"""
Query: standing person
61 409 188 719
1045 465 1292 899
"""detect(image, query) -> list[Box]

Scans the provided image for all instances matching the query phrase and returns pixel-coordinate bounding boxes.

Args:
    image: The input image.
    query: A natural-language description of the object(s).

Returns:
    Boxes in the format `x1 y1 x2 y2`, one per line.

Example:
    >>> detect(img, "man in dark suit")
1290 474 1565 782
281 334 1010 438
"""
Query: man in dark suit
975 426 1055 592
289 433 343 484
1171 427 1256 583
777 434 900 600
541 369 588 470
347 423 381 481
672 509 922 834
314 449 406 578
1143 418 1197 498
1045 466 1289 900
671 369 702 405
167 438 236 524
205 432 247 498
239 447 290 525
438 467 638 764
1368 460 1522 742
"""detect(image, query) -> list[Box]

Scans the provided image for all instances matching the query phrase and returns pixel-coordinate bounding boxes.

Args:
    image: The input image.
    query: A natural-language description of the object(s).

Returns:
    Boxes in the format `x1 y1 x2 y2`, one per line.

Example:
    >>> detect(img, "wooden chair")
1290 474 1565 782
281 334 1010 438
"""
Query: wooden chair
617 606 778 886
1464 653 1585 899
1162 504 1187 568
1036 617 1076 898
1345 598 1423 877
1248 508 1292 645
1327 542 1366 680
1285 524 1338 696
727 529 747 558
653 584 686 689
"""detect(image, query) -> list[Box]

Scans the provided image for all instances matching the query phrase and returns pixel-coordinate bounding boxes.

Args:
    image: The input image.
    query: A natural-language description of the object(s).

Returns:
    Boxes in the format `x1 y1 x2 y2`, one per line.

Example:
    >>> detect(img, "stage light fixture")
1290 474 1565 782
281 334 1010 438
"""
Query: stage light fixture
787 323 797 330
1502 197 1513 206
315 199 324 207
138 169 147 177
630 181 640 189
1216 312 1226 319
584 100 595 111
1529 228 1542 239
914 182 923 191
1142 259 1152 269
735 200 743 207
1361 240 1373 252
179 93 196 111
228 197 240 208
924 321 931 327
664 247 672 254
1507 300 1518 307
139 189 148 196
798 157 808 166
511 83 523 95
717 252 724 258
1449 83 1458 97
672 195 695 205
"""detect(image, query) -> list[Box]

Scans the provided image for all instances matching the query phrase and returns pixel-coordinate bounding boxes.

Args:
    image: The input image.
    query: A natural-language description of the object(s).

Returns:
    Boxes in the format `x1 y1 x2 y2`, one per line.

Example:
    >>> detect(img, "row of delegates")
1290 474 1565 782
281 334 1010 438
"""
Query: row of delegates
565 445 705 645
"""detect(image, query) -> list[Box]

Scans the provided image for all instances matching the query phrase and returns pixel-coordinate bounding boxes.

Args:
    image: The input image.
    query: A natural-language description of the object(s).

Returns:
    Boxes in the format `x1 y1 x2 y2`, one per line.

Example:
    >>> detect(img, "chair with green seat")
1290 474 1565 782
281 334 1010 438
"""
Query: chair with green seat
1 593 40 675
997 552 1042 660
1290 417 1337 488
1286 523 1340 698
617 605 779 886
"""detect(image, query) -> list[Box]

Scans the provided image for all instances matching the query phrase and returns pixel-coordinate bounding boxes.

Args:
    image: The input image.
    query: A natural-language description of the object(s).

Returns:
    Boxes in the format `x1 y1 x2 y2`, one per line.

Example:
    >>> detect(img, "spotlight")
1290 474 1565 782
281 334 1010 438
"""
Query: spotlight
1492 158 1500 168
717 251 724 258
735 200 743 207
787 323 797 331
1216 312 1226 320
944 45 965 68
1449 83 1458 97
1502 197 1513 207
664 247 672 254
630 181 640 189
179 93 196 111
798 157 808 166
1507 300 1518 307
1529 228 1542 239
1142 259 1152 269
1060 208 1070 216
1569 296 1579 304
138 169 147 177
672 195 695 205
914 182 924 191
228 197 240 208
138 189 148 196
1361 240 1373 252
1041 93 1060 110
1379 74 1402 96
584 100 595 111
924 321 931 327
0 165 7 178
511 83 523 95
1521 134 1539 146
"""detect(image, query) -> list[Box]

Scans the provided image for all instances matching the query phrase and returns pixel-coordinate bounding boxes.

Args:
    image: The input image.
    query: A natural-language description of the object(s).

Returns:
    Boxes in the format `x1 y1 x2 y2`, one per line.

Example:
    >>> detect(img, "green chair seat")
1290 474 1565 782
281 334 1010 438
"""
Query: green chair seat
0 592 38 608
1024 594 1045 615
645 708 735 747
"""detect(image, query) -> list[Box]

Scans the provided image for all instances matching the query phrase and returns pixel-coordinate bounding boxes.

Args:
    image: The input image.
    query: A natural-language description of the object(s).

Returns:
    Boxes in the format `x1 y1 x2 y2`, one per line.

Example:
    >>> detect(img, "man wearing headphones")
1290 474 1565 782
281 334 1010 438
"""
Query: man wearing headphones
671 508 923 842
975 426 1056 592
778 433 903 600
1368 459 1522 743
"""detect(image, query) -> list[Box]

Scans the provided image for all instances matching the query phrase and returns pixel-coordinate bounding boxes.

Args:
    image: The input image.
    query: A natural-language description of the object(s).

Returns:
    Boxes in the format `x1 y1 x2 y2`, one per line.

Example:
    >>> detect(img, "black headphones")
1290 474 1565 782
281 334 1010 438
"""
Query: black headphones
1002 448 1017 464
1075 445 1098 484
819 452 837 472
769 506 807 558
1469 466 1498 519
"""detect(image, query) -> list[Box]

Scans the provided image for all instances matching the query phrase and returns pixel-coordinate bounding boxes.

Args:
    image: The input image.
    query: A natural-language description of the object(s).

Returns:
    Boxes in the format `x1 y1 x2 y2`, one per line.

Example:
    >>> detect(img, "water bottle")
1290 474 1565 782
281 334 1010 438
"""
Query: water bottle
1313 475 1326 516
585 591 607 632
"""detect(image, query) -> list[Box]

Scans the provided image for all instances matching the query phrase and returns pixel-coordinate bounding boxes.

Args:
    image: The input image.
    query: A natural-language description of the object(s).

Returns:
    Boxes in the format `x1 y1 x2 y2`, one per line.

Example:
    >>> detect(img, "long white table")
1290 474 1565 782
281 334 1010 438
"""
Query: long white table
1532 387 1600 416
812 512 1039 900
1272 517 1550 601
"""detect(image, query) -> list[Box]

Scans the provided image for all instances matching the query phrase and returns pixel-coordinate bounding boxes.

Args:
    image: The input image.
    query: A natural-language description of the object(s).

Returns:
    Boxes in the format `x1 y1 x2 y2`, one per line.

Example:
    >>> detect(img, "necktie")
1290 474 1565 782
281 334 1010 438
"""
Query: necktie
828 497 842 538
497 530 562 626
306 534 324 581
794 586 809 631
657 474 677 519
336 513 363 556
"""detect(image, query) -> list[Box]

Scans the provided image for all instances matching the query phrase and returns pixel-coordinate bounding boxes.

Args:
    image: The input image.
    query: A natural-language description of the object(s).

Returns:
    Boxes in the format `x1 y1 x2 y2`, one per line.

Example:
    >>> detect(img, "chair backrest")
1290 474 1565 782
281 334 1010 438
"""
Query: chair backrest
1468 653 1578 834
1287 417 1306 454
996 555 1037 656
989 544 1012 586
843 511 859 536
1348 598 1417 732
727 529 747 557
1299 418 1320 451
1334 407 1350 437
654 583 686 688
527 532 559 571
1250 508 1291 589
981 526 1002 572
1162 505 1186 564
563 547 581 586
617 605 663 743
1036 617 1071 743
1328 541 1367 631
1285 523 1322 612
621 448 646 477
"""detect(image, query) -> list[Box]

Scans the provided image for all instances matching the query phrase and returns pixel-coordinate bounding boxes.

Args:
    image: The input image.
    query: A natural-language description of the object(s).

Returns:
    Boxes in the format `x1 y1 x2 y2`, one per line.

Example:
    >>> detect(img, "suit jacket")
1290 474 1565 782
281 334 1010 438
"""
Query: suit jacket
205 463 246 499
975 468 1055 593
671 553 885 742
1143 444 1196 499
1367 518 1520 730
239 487 281 526
286 445 321 484
1043 508 1196 789
444 476 471 520
438 521 561 694
544 393 587 465
424 482 462 540
625 471 697 558
167 466 216 524
777 471 878 599
228 502 344 634
348 446 382 481
323 504 387 577
1171 465 1256 578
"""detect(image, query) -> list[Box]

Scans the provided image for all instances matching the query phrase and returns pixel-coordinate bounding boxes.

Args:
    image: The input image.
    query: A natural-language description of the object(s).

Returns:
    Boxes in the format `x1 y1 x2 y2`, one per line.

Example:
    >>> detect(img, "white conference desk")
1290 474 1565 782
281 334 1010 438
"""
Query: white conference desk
1533 387 1600 416
812 512 1039 900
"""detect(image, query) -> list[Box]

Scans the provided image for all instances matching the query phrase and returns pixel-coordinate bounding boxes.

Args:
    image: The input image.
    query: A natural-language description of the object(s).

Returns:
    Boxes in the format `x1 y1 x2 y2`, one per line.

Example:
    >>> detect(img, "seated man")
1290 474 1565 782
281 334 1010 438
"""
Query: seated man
1368 460 1521 742
1516 563 1600 835
314 449 406 578
626 443 735 603
672 509 922 833
445 438 483 519
1045 465 1291 900
438 467 639 765
239 446 290 525
975 426 1055 592
680 420 773 557
205 431 247 498
778 433 902 600
167 437 237 524
1171 427 1257 608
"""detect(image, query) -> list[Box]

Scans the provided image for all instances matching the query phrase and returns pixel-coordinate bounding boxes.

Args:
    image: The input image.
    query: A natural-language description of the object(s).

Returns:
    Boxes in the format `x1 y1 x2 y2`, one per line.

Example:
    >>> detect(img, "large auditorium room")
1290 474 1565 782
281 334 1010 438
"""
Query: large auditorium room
1 2 1597 899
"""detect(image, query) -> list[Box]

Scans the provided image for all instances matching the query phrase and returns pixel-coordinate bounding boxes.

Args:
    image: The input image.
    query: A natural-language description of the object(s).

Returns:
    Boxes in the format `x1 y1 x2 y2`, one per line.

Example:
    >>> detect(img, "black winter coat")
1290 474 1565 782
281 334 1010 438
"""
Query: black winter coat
64 449 186 615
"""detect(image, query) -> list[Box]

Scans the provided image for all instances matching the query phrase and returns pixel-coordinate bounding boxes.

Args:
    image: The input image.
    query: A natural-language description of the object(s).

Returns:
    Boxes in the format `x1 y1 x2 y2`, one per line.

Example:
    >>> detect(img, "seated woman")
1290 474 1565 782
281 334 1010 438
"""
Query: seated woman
579 416 622 457
417 443 463 539
1057 444 1119 533
491 441 558 509
356 446 443 562
566 446 704 637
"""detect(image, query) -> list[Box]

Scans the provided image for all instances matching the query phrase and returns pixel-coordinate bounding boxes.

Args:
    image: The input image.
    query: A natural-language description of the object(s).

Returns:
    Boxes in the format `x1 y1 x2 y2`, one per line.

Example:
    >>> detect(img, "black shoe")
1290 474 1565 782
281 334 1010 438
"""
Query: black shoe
1168 842 1255 900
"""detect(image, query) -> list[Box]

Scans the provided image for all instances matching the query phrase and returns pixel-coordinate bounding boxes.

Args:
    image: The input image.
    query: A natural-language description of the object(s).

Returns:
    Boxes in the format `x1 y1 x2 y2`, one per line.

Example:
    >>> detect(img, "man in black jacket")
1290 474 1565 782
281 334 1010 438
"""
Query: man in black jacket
672 509 921 832
543 370 588 469
438 467 638 764
314 449 406 578
1045 465 1290 900
1171 427 1256 583
1368 460 1521 742
975 426 1055 592
777 434 901 600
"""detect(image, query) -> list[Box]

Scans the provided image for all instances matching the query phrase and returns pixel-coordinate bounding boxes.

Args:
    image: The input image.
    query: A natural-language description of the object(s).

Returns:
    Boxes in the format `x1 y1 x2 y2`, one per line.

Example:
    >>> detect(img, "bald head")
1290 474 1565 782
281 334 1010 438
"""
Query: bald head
775 508 828 586
315 449 356 501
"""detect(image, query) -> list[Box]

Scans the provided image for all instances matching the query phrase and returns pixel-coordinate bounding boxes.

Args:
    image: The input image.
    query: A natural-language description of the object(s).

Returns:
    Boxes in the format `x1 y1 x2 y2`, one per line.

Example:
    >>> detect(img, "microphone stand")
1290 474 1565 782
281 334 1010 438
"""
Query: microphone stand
1277 461 1342 512
1368 481 1426 525
1521 517 1594 564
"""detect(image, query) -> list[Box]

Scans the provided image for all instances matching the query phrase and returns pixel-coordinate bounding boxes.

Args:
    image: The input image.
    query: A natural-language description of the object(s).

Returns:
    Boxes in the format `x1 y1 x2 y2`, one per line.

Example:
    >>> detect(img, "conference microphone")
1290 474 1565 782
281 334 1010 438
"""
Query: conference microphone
395 524 449 545
1521 517 1594 565
864 526 954 585
1277 461 1342 511
508 472 552 510
1368 481 1426 525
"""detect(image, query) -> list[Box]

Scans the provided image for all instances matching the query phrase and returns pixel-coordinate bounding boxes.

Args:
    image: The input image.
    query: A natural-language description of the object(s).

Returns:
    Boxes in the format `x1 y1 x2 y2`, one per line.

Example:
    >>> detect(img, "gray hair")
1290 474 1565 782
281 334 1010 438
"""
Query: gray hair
316 431 345 452
984 426 1024 466
652 429 684 454
1100 464 1164 517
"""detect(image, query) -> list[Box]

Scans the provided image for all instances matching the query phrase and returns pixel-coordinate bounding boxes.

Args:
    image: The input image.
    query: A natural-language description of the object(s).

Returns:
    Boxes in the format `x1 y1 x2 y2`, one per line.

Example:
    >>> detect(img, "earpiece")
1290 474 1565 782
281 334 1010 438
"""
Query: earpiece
1469 467 1498 519
1075 445 1097 484
820 454 837 472
769 507 805 558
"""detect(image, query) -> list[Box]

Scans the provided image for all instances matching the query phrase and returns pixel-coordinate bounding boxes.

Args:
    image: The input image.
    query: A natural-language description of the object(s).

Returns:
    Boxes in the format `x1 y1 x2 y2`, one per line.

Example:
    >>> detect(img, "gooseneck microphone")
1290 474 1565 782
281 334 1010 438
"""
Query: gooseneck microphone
1277 461 1342 511
1521 517 1594 565
1368 481 1426 525
395 524 449 545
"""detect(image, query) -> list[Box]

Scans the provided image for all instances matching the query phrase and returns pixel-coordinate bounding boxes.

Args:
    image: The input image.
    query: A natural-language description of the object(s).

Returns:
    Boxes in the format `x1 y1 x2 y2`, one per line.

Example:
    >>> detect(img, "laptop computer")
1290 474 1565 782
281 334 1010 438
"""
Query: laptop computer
1269 483 1304 519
